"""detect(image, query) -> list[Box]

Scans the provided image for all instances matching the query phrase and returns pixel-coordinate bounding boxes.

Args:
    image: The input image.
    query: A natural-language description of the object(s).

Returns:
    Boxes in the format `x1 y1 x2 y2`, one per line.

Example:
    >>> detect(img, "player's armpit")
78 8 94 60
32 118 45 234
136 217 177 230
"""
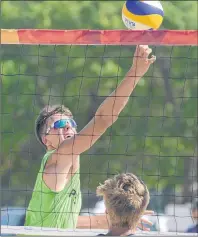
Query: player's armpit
43 159 71 192
77 215 109 229
56 114 110 156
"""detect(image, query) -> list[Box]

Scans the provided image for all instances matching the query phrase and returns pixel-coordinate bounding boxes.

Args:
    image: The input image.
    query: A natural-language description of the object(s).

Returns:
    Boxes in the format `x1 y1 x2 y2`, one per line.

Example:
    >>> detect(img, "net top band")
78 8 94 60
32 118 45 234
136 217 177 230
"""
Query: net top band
1 29 198 46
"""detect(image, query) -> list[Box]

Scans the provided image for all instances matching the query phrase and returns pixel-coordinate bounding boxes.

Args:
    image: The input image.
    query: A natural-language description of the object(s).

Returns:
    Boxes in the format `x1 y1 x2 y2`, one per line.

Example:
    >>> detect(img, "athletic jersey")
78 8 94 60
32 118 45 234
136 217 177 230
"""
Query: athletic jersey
25 150 81 229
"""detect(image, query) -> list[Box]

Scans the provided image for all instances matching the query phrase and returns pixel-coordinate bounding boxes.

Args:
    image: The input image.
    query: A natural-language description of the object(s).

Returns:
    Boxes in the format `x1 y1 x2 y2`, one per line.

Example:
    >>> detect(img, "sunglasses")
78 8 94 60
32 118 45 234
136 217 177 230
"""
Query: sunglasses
46 119 77 135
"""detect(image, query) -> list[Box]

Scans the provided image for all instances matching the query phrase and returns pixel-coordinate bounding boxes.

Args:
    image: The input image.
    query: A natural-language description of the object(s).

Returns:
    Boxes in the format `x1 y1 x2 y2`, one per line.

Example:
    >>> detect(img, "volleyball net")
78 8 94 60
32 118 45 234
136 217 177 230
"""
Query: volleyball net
1 29 198 236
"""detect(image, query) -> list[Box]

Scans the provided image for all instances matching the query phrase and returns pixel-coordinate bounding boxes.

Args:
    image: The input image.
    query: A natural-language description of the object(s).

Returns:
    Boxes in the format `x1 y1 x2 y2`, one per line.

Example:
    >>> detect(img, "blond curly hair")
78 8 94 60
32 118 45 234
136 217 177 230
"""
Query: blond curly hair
96 173 150 229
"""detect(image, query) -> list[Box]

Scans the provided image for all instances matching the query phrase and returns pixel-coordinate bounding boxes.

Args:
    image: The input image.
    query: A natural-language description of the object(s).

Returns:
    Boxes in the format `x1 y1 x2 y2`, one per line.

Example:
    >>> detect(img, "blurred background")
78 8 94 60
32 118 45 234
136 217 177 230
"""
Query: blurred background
1 1 197 233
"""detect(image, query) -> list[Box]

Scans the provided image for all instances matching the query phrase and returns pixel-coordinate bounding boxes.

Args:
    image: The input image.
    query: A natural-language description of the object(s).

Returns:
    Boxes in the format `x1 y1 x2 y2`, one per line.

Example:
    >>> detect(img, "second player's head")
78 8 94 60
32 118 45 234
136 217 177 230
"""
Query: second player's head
35 105 77 150
96 173 150 231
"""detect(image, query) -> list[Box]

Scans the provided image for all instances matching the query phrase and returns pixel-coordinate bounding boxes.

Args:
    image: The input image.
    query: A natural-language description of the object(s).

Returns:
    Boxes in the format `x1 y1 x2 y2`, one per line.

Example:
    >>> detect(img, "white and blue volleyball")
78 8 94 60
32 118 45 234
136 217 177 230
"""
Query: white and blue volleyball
122 1 164 30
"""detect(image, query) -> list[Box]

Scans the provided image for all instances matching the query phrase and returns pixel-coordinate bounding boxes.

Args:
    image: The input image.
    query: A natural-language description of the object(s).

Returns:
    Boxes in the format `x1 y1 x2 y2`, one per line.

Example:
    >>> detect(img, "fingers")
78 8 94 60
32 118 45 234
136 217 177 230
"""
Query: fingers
135 45 154 60
135 45 146 57
147 55 156 64
140 217 153 226
144 210 155 215
143 48 152 58
135 45 141 57
136 45 149 55
137 221 151 231
142 226 151 231
137 213 154 231
143 227 151 231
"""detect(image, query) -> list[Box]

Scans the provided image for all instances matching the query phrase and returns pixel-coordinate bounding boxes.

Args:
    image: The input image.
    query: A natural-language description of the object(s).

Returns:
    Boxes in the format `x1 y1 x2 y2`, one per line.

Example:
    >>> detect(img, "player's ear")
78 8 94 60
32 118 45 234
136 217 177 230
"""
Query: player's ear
42 136 47 145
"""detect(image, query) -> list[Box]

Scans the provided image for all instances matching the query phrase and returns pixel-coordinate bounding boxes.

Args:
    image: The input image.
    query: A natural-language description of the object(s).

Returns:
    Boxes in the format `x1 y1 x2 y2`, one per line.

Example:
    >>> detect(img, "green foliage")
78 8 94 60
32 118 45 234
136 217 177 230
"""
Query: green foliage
1 1 197 209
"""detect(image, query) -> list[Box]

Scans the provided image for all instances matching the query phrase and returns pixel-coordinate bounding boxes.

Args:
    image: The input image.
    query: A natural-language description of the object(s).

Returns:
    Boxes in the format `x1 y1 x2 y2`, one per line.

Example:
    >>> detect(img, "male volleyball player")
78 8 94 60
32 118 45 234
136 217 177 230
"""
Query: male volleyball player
96 173 150 236
25 45 156 229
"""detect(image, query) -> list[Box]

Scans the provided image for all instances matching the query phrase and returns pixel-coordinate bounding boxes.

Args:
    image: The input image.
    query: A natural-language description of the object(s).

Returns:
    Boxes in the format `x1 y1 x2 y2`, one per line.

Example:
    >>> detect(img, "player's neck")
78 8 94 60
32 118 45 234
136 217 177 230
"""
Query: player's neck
107 226 134 236
46 144 57 151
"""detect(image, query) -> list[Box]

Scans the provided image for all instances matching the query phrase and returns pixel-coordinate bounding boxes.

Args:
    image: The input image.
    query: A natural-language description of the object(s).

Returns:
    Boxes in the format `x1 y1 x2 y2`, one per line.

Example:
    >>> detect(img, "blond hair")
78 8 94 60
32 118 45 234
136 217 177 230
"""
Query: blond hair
96 173 150 229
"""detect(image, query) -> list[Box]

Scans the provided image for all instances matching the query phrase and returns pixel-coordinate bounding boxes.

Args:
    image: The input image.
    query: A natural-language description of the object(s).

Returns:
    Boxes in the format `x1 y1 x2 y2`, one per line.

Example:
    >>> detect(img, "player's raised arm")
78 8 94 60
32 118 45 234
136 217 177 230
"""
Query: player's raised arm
57 45 156 157
95 45 156 122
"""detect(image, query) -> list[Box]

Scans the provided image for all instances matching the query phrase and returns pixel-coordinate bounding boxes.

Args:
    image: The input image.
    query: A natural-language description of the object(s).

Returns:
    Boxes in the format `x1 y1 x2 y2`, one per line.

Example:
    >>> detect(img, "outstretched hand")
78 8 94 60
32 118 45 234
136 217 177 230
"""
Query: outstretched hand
130 45 156 78
137 210 155 231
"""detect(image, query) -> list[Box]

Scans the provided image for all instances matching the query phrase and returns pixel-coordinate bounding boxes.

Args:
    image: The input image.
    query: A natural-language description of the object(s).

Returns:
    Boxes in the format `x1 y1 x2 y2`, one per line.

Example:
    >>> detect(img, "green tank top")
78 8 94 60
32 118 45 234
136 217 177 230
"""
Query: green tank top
25 150 82 229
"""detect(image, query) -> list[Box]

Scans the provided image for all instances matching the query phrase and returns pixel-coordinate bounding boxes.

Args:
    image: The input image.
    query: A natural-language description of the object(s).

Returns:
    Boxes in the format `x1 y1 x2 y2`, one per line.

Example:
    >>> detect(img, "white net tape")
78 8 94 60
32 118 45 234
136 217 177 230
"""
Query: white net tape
1 226 197 236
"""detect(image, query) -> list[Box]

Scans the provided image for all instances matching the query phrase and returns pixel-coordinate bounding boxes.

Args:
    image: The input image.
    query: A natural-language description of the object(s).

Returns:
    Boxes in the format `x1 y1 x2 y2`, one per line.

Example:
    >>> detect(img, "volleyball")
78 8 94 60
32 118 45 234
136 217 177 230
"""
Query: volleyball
122 1 164 30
